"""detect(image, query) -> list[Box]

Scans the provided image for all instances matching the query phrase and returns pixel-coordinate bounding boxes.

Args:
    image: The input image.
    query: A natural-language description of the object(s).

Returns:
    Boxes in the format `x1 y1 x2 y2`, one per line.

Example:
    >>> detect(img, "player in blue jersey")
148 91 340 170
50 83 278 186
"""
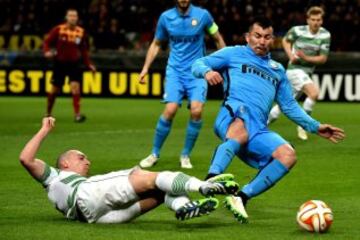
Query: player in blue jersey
139 0 225 169
192 16 345 223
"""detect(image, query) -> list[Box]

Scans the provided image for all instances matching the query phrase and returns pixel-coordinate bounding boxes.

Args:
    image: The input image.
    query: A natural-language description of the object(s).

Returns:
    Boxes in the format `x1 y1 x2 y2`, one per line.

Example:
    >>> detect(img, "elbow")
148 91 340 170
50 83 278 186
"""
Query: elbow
19 155 27 166
19 153 31 167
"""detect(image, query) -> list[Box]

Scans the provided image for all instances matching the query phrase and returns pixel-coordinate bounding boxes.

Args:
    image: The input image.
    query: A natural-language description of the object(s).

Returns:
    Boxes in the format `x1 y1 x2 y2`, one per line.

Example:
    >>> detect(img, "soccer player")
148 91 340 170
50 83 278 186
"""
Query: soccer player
139 0 226 169
192 16 345 223
43 9 96 123
268 6 330 140
19 117 238 223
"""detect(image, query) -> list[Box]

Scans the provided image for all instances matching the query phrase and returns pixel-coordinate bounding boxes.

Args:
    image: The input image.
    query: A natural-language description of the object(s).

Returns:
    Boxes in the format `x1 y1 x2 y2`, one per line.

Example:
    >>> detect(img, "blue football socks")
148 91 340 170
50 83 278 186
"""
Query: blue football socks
208 139 241 174
181 119 203 156
152 116 172 157
242 159 289 198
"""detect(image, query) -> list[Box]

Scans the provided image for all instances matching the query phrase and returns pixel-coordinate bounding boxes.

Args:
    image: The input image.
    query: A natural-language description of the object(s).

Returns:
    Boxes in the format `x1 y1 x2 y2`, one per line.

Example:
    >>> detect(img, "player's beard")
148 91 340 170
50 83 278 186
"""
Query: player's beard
176 0 190 13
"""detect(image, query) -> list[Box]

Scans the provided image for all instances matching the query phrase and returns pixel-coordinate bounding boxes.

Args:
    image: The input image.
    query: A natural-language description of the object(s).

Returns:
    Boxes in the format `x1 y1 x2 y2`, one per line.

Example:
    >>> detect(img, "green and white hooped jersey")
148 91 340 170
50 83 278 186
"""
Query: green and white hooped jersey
285 25 331 74
39 164 86 220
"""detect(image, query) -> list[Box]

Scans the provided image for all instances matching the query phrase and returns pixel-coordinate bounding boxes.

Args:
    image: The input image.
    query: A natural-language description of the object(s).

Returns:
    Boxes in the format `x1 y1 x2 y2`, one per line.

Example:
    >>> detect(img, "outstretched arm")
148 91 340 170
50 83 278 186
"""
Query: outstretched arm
19 117 55 180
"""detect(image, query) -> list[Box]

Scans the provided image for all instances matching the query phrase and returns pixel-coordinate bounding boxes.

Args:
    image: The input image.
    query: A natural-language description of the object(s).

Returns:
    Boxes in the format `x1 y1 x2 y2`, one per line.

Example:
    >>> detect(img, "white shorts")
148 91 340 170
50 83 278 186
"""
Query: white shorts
286 69 313 94
76 167 139 223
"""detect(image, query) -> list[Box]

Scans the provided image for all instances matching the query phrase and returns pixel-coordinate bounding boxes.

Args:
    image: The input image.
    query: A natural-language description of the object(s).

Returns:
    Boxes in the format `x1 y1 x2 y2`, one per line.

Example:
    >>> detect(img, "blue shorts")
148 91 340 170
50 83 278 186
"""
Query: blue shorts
214 102 288 170
163 70 207 106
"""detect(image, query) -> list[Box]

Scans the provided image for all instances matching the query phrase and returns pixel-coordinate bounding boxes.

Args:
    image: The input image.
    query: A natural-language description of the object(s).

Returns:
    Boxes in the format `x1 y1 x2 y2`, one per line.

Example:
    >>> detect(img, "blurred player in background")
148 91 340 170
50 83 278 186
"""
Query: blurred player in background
139 0 226 169
19 117 239 223
43 9 96 123
192 16 344 223
268 6 330 140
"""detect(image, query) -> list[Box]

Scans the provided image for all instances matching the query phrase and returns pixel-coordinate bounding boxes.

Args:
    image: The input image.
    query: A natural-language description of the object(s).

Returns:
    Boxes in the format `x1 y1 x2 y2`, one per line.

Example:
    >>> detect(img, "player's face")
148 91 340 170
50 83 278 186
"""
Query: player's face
66 10 78 26
176 0 191 12
246 24 274 56
66 150 91 176
307 14 323 33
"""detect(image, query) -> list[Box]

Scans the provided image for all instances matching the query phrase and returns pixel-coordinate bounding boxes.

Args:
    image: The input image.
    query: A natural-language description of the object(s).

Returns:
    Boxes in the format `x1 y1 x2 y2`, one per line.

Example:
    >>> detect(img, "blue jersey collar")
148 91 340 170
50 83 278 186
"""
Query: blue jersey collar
176 4 193 17
245 44 271 60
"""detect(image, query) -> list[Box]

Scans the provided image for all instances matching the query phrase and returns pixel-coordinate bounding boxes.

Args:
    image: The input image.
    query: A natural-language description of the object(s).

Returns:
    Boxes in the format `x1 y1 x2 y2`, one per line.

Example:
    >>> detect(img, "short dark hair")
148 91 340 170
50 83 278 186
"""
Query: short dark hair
248 16 273 32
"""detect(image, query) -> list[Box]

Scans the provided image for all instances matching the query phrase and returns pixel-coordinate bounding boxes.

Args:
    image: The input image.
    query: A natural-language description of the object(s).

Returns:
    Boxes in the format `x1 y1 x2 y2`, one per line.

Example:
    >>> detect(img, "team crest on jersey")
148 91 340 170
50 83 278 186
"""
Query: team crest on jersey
269 60 280 69
191 19 198 26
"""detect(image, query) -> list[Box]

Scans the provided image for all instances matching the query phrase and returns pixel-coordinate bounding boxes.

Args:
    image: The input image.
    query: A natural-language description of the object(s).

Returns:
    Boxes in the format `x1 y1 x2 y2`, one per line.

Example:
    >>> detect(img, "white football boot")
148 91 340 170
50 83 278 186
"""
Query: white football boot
139 154 159 168
297 126 308 140
224 195 249 223
180 155 193 169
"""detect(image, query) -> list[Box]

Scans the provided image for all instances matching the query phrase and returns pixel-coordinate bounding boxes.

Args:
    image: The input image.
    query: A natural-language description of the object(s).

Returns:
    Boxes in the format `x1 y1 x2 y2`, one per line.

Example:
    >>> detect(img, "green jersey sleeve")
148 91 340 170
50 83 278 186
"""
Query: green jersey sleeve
38 163 60 187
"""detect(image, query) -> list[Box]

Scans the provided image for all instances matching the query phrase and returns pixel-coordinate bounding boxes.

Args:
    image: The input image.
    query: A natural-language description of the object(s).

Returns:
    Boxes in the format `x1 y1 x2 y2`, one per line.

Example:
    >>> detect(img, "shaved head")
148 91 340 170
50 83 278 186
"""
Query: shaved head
56 150 81 168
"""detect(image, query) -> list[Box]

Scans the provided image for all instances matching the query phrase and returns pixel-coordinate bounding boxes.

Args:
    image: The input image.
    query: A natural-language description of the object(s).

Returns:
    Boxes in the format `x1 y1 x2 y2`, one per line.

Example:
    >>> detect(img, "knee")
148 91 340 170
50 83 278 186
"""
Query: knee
273 145 297 169
163 107 177 120
190 106 203 120
131 169 158 191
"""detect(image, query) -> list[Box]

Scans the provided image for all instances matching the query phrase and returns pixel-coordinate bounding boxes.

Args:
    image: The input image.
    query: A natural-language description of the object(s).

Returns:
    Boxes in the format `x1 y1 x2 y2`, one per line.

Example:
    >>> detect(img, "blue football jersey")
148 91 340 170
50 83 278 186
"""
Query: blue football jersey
155 4 218 73
192 45 320 133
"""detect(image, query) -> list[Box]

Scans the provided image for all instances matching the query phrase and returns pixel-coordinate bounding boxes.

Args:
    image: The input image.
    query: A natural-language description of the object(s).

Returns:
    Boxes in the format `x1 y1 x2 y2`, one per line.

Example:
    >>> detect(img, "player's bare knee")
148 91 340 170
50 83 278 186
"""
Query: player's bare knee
163 106 178 120
273 144 297 169
130 169 157 191
190 107 202 120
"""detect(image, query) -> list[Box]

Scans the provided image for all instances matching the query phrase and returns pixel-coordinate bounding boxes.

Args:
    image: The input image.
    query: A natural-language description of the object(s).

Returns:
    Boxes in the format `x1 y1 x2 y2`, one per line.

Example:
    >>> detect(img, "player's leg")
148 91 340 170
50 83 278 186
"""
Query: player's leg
129 168 239 197
226 132 295 222
180 101 204 168
46 62 64 116
96 192 164 223
139 103 179 168
302 82 318 116
69 62 85 122
139 76 182 168
267 104 281 124
289 70 314 140
240 144 294 201
206 116 248 179
47 85 61 116
180 78 207 168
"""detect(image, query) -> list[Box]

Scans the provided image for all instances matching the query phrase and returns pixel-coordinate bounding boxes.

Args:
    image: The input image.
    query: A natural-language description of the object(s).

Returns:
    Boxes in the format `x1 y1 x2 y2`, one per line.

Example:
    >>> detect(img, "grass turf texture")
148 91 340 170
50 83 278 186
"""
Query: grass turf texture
0 97 359 240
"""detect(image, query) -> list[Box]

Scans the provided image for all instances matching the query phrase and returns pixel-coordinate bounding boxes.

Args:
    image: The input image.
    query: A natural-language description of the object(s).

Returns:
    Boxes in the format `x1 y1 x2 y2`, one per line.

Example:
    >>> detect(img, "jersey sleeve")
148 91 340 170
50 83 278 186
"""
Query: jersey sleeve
275 72 320 133
43 26 59 52
154 14 168 41
320 33 331 56
38 163 60 187
204 10 218 35
192 46 233 78
284 27 297 43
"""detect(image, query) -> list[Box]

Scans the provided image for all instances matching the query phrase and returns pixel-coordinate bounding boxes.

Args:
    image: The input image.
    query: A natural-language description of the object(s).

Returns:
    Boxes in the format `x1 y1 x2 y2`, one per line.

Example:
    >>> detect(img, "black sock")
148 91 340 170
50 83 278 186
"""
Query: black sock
236 191 249 206
204 173 218 180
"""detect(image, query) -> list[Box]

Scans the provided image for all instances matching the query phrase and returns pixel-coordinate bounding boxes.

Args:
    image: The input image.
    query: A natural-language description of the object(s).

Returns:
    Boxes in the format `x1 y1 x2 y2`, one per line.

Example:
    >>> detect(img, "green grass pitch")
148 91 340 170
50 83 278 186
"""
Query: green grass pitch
0 97 359 240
